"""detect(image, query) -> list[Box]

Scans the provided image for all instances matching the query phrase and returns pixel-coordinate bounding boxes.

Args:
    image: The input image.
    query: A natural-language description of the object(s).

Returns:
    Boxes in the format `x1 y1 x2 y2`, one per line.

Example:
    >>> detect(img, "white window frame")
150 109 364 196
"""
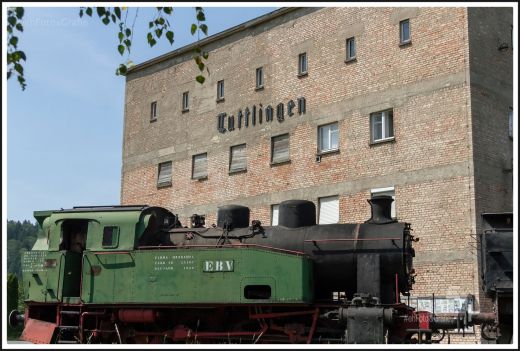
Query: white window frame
370 109 394 143
182 91 189 111
346 37 356 61
271 204 279 226
217 80 224 100
370 186 396 219
298 52 307 75
318 195 339 224
150 101 157 121
318 122 339 153
400 19 411 44
256 67 264 89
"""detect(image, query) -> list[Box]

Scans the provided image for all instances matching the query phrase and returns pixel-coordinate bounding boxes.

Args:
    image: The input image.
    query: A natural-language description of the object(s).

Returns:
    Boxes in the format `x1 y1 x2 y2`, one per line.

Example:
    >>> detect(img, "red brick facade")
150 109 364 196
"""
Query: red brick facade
121 7 513 343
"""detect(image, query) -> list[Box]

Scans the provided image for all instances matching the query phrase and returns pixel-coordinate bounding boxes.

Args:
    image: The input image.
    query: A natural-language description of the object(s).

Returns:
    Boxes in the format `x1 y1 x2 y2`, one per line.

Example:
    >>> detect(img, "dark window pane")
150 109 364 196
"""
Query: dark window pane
400 19 410 43
102 226 118 247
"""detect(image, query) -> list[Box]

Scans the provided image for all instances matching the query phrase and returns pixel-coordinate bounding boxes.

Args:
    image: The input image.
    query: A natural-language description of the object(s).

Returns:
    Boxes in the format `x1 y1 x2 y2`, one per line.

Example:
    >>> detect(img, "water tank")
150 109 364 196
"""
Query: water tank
278 200 316 228
217 205 250 229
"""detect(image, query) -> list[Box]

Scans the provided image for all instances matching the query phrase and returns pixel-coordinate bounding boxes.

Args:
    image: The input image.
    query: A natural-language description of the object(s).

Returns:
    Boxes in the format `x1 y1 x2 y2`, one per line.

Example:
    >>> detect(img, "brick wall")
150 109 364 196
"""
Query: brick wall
120 7 513 343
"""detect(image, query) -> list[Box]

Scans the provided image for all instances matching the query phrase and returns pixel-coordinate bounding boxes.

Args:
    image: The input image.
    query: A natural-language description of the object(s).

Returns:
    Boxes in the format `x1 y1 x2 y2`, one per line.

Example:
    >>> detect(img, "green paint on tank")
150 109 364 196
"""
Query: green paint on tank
81 248 313 304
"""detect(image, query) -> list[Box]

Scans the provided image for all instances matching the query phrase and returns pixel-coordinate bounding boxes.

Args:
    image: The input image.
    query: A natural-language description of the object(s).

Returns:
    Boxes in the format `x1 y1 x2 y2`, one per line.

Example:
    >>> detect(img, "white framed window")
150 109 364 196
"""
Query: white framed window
256 67 264 89
318 196 339 224
182 91 189 111
508 108 513 139
298 52 307 75
346 37 356 61
271 133 290 164
400 19 411 44
192 153 208 179
150 101 157 121
371 187 396 218
217 80 224 101
271 204 279 226
229 144 247 172
318 122 339 153
157 161 172 187
370 109 394 142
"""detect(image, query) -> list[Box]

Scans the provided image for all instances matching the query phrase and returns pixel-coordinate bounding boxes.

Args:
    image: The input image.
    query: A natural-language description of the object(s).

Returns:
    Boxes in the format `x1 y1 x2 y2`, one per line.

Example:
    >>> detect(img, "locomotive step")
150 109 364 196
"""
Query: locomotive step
56 340 78 344
58 325 79 329
60 310 80 315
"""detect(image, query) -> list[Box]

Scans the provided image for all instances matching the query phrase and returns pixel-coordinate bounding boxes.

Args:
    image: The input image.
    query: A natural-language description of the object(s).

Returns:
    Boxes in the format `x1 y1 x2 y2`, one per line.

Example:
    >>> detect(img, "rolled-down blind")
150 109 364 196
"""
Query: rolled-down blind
319 196 339 224
192 153 208 179
271 204 279 226
157 162 172 184
230 144 247 171
272 134 289 163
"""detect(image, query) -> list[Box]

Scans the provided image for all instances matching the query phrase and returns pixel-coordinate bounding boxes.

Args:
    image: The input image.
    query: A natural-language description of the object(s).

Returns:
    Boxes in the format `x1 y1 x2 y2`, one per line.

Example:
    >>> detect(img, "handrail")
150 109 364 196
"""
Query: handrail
138 243 307 256
304 237 402 243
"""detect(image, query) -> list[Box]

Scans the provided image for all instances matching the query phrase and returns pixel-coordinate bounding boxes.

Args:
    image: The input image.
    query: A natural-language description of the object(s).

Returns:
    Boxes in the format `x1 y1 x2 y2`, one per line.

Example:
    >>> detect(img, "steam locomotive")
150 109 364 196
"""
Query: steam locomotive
9 196 511 344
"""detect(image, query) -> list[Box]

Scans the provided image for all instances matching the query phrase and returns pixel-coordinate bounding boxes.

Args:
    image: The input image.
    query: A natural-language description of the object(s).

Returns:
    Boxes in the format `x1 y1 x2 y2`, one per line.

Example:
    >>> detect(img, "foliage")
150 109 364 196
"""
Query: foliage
6 7 26 90
7 6 209 90
7 273 22 339
7 220 39 279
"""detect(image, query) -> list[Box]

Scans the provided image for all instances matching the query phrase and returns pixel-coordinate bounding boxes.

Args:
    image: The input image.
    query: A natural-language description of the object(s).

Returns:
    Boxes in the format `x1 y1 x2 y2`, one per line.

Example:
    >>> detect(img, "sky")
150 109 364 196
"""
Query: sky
5 5 279 222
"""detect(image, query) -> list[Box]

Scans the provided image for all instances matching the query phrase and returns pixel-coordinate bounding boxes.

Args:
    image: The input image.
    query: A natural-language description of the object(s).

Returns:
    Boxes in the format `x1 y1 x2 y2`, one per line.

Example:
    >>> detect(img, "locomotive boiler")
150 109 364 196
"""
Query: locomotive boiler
9 196 503 344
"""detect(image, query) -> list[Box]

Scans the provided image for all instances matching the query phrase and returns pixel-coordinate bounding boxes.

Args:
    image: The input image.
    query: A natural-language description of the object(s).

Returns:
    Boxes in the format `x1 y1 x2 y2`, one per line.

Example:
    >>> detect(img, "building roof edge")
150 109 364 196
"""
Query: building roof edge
127 7 299 75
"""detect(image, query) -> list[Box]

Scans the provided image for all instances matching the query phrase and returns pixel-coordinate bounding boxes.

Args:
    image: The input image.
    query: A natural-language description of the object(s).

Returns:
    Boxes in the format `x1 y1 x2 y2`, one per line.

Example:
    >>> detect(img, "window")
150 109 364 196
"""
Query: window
229 144 247 172
370 109 394 143
346 37 356 61
157 161 172 187
298 52 307 76
371 187 396 218
182 91 189 111
102 226 119 248
400 19 411 44
271 204 279 226
150 101 157 121
217 80 224 101
256 67 264 89
319 196 339 224
271 133 290 164
192 153 208 179
318 122 339 153
509 108 513 139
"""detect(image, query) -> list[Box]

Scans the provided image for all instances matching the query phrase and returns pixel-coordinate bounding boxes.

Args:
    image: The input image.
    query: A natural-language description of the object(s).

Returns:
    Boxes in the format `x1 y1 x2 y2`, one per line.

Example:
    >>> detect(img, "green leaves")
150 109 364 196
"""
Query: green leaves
116 63 127 76
7 7 26 90
96 7 105 17
192 8 209 84
15 7 24 18
166 31 174 44
8 6 211 91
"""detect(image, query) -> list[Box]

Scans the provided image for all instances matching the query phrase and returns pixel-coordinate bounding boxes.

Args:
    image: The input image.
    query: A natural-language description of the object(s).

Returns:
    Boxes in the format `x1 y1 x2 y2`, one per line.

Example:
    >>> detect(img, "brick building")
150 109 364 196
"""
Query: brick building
120 7 514 343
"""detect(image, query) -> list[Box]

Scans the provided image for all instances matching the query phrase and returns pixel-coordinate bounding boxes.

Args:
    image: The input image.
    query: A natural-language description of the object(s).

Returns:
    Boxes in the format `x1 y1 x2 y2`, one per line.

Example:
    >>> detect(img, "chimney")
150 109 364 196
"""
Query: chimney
365 195 396 224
